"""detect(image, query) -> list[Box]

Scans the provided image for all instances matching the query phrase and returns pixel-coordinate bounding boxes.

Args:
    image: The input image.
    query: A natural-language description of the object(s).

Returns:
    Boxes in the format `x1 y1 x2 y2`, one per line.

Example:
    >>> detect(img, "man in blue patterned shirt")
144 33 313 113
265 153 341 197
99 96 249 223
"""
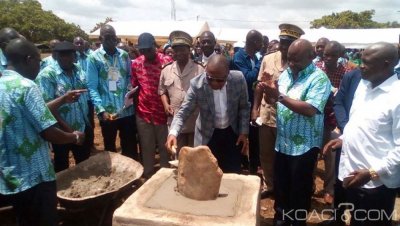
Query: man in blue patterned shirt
261 39 331 226
0 38 85 226
86 25 138 160
0 27 21 75
36 41 93 172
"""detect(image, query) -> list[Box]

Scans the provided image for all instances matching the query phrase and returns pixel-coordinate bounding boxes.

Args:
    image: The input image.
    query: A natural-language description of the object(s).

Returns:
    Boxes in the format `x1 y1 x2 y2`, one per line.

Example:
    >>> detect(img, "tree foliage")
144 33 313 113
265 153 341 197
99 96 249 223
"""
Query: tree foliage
310 10 400 29
0 0 88 43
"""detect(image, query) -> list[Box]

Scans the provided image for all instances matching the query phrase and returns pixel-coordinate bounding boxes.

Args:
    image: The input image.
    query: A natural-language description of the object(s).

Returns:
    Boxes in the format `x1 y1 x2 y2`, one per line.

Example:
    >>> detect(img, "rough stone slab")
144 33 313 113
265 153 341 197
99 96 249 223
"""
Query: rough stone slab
177 146 223 200
113 168 261 226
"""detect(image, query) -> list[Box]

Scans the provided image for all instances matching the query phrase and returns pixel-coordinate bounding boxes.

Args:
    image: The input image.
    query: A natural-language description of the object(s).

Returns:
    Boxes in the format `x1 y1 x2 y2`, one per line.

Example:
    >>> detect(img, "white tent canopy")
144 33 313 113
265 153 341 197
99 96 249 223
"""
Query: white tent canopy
214 27 400 49
90 21 400 49
89 20 210 41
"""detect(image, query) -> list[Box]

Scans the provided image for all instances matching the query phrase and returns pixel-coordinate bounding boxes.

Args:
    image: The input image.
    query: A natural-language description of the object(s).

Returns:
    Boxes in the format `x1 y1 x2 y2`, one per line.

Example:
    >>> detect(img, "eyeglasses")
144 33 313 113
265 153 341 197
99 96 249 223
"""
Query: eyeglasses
206 74 226 83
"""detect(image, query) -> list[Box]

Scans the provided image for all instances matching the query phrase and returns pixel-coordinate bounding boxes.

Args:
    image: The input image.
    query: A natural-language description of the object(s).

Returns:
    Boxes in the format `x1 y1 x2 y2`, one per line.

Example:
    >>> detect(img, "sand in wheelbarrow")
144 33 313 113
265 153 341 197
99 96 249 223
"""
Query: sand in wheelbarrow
58 168 138 198
57 151 143 200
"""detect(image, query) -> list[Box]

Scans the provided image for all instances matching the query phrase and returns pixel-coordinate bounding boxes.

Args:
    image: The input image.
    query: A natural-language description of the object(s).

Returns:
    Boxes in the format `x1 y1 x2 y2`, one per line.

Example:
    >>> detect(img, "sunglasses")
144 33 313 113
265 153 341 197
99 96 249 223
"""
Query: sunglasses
206 74 226 83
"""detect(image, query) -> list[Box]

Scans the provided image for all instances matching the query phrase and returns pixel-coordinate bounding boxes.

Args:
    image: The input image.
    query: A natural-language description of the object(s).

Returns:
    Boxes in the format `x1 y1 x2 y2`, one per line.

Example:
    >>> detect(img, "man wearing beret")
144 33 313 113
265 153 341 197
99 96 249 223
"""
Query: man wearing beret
159 30 204 152
36 41 92 172
252 24 304 198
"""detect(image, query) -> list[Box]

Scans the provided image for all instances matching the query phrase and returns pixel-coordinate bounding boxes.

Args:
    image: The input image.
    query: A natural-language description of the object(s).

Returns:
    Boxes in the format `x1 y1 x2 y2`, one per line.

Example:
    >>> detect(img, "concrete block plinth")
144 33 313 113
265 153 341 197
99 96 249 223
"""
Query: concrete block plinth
113 168 260 226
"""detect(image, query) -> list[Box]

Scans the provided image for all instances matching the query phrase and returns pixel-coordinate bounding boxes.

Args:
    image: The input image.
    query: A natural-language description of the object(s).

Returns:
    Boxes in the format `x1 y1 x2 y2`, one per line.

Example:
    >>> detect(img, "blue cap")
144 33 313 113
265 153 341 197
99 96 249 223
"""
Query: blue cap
137 32 155 50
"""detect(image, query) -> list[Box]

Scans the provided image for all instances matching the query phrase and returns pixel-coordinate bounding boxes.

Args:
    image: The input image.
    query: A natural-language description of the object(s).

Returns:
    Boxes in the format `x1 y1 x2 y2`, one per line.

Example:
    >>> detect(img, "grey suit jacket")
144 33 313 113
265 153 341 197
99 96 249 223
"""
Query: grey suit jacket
170 70 250 146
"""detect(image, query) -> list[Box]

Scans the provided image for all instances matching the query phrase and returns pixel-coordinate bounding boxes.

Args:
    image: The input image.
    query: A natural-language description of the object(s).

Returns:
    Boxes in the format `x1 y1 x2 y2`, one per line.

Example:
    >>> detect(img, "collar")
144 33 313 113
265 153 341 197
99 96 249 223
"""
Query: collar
202 52 216 62
287 62 316 80
99 46 120 57
52 62 78 76
367 74 398 93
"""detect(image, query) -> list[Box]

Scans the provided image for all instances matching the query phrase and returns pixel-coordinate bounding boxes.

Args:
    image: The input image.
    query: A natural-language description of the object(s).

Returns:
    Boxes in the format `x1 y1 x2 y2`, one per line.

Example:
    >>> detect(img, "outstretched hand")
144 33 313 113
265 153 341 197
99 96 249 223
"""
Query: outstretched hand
63 89 87 103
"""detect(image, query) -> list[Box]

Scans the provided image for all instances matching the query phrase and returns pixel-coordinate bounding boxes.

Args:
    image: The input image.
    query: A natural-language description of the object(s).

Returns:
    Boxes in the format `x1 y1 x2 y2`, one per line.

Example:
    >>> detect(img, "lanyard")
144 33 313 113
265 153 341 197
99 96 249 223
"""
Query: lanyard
102 53 118 69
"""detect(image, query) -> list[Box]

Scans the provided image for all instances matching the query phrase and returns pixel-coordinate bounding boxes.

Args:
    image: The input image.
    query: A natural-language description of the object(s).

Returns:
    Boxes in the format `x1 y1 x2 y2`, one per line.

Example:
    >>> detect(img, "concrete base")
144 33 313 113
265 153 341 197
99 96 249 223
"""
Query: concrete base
113 168 261 226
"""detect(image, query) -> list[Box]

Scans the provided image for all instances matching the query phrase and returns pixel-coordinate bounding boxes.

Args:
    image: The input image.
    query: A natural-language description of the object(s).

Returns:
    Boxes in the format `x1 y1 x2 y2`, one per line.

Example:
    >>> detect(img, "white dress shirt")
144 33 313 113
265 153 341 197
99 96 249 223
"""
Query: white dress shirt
213 84 229 129
202 52 216 65
338 74 400 188
168 80 229 137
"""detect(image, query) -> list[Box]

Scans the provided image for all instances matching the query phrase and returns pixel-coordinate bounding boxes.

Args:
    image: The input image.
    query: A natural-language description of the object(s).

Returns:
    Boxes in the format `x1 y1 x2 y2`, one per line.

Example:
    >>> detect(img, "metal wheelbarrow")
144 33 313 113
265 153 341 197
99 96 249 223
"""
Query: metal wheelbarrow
56 151 143 226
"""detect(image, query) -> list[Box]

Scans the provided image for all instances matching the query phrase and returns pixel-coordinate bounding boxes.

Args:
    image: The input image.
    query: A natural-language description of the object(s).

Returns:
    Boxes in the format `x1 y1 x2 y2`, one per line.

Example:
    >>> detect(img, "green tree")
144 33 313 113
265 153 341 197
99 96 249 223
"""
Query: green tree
310 10 400 29
0 0 88 43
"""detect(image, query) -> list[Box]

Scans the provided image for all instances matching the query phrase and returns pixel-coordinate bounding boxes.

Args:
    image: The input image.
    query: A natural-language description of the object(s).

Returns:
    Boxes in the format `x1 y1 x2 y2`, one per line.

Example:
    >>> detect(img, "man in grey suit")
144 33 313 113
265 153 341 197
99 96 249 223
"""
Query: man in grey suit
166 54 250 173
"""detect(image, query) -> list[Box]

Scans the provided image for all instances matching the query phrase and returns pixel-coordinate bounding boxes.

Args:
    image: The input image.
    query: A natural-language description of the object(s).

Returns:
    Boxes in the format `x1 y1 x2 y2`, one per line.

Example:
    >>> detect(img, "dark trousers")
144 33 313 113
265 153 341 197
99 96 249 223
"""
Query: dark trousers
52 126 93 172
87 100 95 147
8 181 57 226
345 185 396 226
207 126 241 173
99 115 138 160
248 125 260 174
273 148 319 226
332 149 347 223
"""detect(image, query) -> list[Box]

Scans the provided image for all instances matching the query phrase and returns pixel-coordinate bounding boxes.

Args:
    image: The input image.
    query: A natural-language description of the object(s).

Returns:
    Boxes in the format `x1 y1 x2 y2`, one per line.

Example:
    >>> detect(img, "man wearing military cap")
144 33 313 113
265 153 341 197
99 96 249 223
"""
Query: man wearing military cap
159 30 204 152
252 23 304 198
36 41 92 172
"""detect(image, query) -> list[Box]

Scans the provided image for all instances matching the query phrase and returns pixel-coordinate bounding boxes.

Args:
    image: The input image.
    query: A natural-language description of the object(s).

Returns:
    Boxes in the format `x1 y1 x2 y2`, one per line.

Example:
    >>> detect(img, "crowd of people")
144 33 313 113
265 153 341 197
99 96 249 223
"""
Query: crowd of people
1 22 400 226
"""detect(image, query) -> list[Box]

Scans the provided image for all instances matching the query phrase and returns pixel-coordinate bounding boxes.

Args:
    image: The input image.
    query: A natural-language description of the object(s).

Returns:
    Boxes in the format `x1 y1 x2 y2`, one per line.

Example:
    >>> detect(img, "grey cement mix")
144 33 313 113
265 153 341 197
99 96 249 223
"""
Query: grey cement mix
145 174 243 217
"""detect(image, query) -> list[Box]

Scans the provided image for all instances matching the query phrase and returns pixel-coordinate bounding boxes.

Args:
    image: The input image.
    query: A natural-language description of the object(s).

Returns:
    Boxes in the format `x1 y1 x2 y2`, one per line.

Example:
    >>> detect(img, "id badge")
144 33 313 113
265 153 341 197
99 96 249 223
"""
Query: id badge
109 80 117 91
108 67 120 81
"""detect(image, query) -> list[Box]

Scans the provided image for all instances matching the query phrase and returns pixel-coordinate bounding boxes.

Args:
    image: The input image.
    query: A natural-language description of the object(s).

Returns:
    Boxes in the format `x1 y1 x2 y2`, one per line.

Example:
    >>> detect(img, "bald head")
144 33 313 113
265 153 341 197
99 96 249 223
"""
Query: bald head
5 38 40 80
360 42 399 87
323 41 343 69
206 54 229 90
207 54 229 71
0 27 21 51
200 31 215 42
199 31 216 57
246 30 263 51
287 39 314 74
100 24 116 36
100 25 117 53
315 37 329 58
364 42 398 68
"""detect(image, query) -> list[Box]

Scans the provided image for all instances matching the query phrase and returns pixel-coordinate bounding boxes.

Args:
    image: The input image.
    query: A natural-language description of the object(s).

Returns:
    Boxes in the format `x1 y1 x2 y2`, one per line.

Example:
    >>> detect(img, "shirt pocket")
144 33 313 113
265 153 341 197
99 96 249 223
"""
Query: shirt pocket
164 78 174 87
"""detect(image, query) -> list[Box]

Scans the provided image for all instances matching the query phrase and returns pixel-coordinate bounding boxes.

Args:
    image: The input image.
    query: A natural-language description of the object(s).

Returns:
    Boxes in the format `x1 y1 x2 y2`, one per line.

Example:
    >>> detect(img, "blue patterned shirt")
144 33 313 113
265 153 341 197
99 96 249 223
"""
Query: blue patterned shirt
40 55 57 71
0 70 57 194
36 63 89 132
276 63 331 156
86 47 133 118
0 49 6 74
76 51 89 72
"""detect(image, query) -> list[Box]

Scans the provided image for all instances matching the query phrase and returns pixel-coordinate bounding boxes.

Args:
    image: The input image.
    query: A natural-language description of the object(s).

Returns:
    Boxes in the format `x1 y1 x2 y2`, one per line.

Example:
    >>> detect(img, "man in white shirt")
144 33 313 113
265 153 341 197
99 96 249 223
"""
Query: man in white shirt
324 42 400 226
166 54 250 173
196 31 217 65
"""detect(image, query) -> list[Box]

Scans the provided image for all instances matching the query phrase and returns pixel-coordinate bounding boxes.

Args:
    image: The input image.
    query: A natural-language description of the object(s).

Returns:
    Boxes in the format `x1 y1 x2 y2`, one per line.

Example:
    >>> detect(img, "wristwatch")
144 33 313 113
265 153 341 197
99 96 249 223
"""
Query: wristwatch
278 94 286 102
369 168 379 181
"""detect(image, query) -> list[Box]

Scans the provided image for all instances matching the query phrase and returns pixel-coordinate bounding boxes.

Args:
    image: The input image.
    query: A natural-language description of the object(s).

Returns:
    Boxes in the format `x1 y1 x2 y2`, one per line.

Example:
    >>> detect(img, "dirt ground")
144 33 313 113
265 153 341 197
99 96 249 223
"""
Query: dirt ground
1 117 400 225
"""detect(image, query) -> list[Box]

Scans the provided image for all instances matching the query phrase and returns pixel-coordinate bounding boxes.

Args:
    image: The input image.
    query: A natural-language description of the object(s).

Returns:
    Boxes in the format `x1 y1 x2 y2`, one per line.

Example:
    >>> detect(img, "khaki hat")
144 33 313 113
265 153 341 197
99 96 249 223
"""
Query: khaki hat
279 23 305 41
170 30 193 47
